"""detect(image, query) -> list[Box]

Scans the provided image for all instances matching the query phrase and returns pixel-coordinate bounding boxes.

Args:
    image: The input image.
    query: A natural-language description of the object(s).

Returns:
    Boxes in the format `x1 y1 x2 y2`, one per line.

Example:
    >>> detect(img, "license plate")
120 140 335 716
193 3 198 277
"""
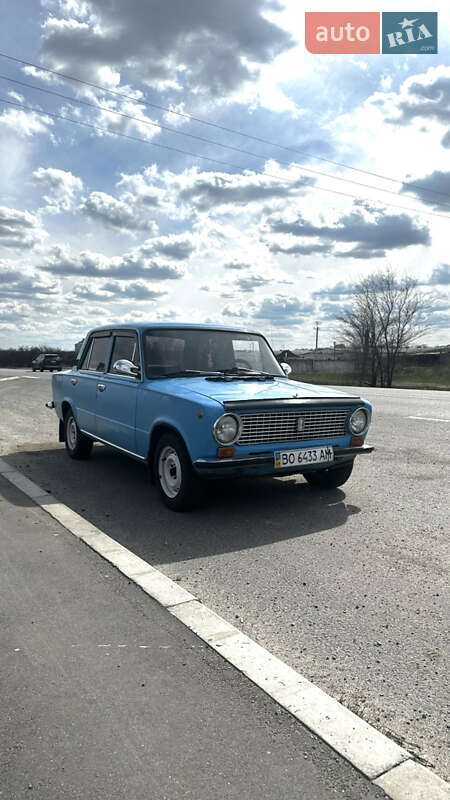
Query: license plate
274 446 334 469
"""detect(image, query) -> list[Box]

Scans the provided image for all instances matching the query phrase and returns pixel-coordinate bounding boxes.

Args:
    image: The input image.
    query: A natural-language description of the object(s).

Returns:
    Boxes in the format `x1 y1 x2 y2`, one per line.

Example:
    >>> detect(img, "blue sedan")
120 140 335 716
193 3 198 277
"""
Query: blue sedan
48 323 373 510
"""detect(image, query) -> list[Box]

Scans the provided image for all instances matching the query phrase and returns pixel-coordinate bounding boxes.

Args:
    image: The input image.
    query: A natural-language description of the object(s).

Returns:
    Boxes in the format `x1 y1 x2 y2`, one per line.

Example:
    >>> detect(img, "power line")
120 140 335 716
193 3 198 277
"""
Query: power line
2 72 450 212
2 95 450 222
0 50 449 204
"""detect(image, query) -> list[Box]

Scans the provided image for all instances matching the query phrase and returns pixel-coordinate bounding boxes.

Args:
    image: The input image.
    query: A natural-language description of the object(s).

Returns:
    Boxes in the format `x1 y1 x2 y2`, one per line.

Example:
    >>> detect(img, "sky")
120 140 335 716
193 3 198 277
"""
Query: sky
0 0 449 350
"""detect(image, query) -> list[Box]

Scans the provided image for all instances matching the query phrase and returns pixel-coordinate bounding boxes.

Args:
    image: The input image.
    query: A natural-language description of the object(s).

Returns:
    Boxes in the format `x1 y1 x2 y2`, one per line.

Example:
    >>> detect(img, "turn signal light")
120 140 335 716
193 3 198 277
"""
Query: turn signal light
218 447 235 458
351 436 364 447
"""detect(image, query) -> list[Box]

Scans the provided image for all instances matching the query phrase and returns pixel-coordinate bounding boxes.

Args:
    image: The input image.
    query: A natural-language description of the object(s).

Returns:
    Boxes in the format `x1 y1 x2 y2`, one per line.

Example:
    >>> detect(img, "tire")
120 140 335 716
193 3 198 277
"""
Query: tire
304 460 354 490
154 432 200 511
64 410 93 460
32 368 36 372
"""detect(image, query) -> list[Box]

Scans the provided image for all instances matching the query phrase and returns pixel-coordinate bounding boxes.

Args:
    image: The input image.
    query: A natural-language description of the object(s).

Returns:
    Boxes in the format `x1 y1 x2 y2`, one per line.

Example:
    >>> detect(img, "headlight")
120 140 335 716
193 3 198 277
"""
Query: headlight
348 407 369 435
213 414 240 444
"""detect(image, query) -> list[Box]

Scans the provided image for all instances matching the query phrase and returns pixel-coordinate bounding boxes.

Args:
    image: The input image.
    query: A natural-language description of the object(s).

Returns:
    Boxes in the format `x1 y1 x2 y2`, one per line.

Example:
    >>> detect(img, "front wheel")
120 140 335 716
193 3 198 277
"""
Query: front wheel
65 410 93 459
303 460 354 490
154 433 200 511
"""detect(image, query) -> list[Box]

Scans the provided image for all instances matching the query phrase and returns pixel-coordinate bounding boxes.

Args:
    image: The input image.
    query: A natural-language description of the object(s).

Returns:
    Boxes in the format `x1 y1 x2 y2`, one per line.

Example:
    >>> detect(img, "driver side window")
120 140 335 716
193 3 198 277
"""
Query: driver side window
109 334 140 374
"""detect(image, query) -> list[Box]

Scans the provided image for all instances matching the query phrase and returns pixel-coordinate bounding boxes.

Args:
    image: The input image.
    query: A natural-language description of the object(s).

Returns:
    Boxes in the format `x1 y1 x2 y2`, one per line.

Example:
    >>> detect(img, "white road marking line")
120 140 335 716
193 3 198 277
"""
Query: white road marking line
408 416 450 422
0 458 448 799
0 376 21 382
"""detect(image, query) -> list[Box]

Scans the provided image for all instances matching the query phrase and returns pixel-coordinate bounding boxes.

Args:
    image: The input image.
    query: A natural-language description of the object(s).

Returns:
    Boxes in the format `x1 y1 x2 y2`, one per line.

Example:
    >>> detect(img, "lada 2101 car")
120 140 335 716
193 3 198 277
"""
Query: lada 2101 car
47 324 374 510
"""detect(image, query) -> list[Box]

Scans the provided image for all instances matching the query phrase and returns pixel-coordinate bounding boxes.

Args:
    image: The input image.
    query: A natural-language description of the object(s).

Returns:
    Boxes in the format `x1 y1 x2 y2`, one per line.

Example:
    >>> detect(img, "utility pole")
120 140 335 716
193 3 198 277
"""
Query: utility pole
314 321 319 350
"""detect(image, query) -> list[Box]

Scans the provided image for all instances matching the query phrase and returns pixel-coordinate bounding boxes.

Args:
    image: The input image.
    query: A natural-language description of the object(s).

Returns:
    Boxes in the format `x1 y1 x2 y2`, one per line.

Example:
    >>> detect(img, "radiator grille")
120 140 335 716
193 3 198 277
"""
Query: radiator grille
237 408 349 446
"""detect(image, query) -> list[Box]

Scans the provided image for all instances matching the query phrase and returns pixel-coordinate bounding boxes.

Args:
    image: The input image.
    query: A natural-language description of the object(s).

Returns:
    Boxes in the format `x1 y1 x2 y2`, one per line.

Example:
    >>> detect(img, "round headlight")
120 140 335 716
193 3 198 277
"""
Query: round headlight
348 407 369 435
213 414 240 444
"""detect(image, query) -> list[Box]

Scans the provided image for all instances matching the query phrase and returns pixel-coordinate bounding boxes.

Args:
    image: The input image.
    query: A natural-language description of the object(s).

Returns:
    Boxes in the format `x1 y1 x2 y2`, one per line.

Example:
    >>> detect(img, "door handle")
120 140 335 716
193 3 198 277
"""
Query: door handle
71 378 77 385
97 383 106 392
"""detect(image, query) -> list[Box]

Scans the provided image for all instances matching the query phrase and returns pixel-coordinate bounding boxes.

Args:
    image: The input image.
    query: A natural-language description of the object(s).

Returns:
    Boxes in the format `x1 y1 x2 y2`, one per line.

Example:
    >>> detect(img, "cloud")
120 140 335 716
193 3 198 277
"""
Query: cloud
235 274 268 291
383 66 450 127
138 233 195 260
252 295 315 325
312 282 355 300
0 301 34 324
266 204 430 258
33 167 83 212
400 170 450 209
0 106 53 138
0 263 59 298
177 169 313 213
40 243 185 280
40 0 293 96
428 264 450 285
0 207 47 250
318 301 352 321
70 280 167 302
268 241 332 257
222 260 254 271
80 191 158 233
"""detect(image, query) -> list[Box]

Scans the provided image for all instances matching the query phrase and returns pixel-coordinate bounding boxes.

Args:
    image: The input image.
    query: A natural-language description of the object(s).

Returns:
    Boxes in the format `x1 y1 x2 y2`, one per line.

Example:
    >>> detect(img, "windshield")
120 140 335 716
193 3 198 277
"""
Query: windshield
144 328 284 379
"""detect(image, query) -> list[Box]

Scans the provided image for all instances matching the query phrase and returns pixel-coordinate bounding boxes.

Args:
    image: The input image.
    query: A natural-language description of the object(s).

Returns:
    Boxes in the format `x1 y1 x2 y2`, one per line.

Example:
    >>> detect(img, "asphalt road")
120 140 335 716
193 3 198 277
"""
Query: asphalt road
1 368 449 780
2 474 387 800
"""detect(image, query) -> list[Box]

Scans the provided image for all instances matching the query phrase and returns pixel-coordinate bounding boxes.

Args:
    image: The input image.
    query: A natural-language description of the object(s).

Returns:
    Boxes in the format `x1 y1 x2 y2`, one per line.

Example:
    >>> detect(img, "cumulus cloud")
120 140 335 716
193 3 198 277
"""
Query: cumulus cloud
312 282 355 300
177 168 313 213
0 106 53 138
428 264 450 285
80 191 158 234
70 280 167 302
268 241 332 257
0 207 47 250
40 243 185 280
138 233 195 260
33 167 83 212
266 204 430 259
383 66 450 127
222 260 254 271
39 0 293 96
0 263 59 298
400 170 450 209
252 295 315 325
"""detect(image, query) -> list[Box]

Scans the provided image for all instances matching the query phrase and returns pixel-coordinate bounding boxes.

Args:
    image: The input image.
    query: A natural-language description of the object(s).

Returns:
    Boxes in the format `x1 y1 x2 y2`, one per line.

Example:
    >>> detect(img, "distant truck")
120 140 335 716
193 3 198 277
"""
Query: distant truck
31 353 62 372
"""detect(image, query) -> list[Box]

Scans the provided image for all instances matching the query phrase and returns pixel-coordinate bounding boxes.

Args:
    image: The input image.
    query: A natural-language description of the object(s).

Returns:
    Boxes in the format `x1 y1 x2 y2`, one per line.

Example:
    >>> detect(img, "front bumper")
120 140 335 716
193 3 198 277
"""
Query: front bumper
193 444 374 477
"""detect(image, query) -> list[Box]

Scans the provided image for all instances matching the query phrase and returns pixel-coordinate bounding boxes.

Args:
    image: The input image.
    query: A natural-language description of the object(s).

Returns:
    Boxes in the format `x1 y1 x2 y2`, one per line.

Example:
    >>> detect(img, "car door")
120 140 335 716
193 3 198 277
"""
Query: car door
94 330 141 455
75 332 112 435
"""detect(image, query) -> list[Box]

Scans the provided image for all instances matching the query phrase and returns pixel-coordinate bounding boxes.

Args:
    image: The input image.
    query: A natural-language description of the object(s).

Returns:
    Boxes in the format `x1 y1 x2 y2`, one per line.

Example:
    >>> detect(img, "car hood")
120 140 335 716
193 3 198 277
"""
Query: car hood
166 376 361 405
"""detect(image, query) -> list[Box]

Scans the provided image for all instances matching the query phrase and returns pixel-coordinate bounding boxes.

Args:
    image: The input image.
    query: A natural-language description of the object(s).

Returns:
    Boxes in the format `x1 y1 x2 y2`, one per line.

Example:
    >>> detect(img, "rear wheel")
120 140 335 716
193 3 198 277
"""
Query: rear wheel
65 410 93 459
304 461 353 490
154 432 200 511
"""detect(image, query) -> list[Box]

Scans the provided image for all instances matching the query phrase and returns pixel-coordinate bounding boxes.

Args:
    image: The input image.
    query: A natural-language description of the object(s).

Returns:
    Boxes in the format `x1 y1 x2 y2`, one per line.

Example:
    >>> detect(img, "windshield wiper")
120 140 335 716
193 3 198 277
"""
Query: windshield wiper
162 369 221 378
207 368 276 381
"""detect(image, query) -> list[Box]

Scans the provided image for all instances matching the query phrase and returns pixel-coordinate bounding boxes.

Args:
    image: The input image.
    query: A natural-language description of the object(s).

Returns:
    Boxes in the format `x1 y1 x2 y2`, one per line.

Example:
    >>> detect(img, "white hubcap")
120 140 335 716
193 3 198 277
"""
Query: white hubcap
67 417 78 449
158 446 182 498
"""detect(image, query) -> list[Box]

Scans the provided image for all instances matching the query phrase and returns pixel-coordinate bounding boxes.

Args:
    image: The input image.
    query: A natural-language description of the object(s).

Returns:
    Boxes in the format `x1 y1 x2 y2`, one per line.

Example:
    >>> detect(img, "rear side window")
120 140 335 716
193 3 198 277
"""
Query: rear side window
109 334 140 373
80 336 110 372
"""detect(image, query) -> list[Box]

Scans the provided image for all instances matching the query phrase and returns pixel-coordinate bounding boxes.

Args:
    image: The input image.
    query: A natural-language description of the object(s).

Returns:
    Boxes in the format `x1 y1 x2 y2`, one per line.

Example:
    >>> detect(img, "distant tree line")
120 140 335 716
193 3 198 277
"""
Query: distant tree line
0 346 77 369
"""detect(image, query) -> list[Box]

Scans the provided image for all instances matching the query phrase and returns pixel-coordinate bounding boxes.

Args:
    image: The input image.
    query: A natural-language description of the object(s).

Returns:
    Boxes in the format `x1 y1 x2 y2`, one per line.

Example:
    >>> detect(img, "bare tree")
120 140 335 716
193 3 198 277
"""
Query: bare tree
338 268 430 387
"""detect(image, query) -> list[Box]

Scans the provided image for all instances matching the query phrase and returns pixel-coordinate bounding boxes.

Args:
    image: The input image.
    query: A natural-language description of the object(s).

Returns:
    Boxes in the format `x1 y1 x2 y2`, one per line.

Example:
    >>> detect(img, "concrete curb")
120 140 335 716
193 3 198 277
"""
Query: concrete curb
1 458 448 800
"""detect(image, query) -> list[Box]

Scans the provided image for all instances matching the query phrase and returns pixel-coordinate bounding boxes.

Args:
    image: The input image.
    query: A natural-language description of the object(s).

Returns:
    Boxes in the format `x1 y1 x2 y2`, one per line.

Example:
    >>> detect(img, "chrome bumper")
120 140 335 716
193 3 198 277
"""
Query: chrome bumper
193 444 374 473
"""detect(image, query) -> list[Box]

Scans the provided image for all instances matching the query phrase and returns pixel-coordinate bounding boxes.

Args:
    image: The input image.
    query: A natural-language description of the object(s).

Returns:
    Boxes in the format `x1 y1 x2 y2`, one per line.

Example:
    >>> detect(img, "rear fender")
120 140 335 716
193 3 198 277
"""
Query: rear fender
59 419 65 442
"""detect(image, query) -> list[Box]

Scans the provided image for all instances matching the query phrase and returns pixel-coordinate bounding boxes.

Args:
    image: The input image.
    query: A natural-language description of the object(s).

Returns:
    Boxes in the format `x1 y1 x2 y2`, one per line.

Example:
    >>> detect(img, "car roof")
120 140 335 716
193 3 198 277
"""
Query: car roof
86 323 263 336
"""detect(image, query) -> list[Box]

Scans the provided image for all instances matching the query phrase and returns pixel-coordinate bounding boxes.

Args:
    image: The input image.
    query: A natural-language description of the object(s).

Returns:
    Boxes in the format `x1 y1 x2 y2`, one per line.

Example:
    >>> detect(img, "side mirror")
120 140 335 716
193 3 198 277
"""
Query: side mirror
280 362 292 376
113 359 141 378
